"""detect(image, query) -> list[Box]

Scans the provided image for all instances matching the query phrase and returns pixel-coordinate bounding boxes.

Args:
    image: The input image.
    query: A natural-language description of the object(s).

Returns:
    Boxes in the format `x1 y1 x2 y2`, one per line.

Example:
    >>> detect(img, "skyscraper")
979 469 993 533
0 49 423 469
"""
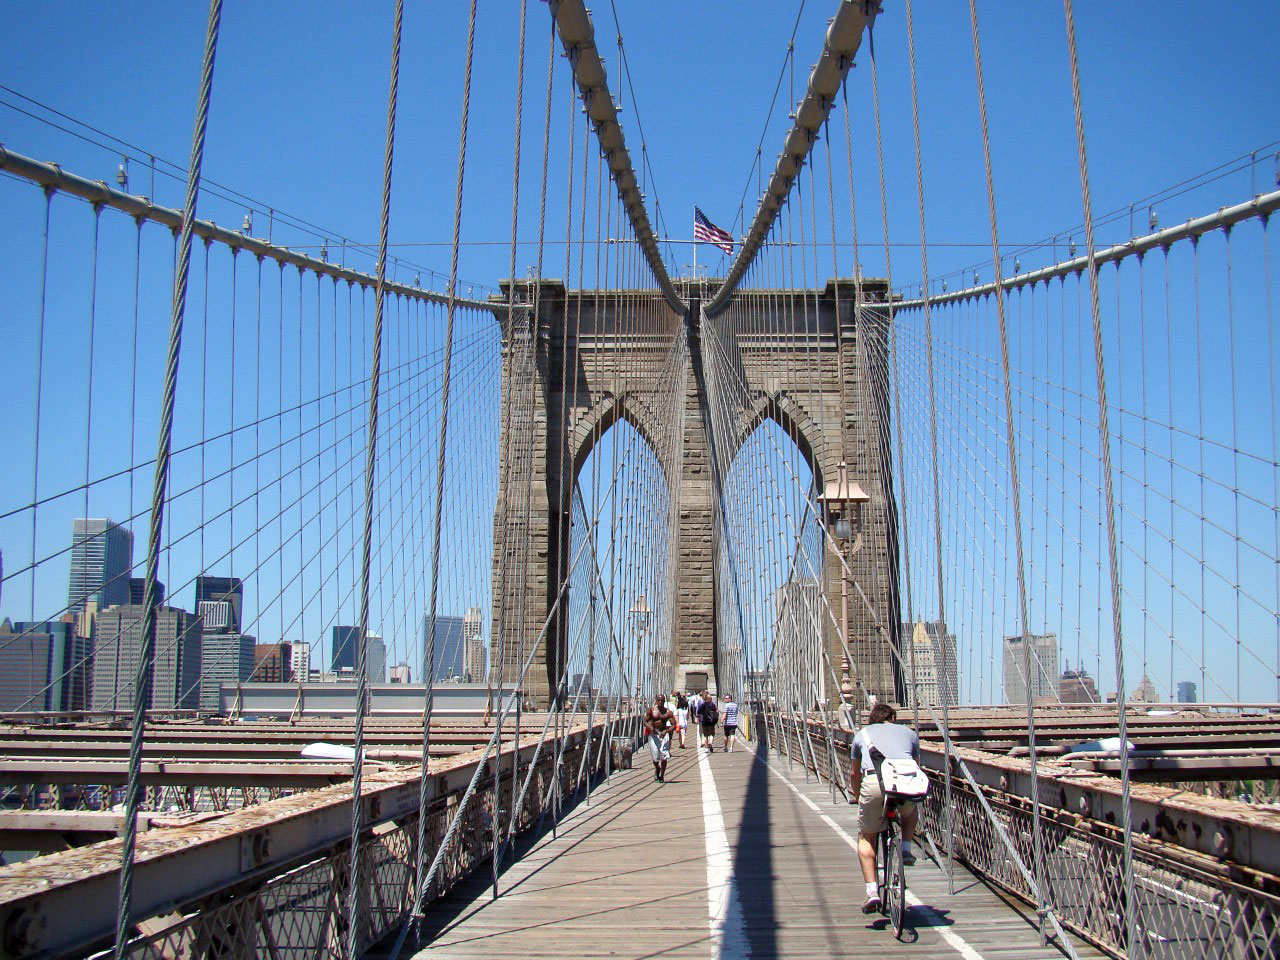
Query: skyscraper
367 632 387 684
332 625 361 672
194 575 243 632
0 617 86 711
1132 674 1160 703
67 518 133 615
424 614 466 681
1003 633 1058 705
1177 680 1198 704
330 627 386 681
290 641 311 682
194 575 252 710
463 606 486 682
201 633 256 709
1059 668 1100 703
774 579 824 705
902 620 959 708
91 605 202 711
253 643 292 683
128 577 165 606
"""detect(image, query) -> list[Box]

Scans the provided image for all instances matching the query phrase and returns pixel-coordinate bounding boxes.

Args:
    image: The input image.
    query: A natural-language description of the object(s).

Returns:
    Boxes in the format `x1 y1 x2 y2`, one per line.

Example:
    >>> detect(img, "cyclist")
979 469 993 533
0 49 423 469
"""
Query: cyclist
849 702 920 913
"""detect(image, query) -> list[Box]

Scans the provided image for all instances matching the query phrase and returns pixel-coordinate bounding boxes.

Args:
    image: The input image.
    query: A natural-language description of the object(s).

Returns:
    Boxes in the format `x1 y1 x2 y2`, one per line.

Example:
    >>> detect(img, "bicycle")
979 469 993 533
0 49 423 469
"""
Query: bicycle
876 792 908 938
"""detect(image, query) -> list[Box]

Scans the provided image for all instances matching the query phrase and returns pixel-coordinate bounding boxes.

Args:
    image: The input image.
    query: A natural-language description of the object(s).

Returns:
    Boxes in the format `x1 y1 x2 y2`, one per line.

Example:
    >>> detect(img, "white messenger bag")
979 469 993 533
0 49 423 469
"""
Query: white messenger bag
867 731 930 799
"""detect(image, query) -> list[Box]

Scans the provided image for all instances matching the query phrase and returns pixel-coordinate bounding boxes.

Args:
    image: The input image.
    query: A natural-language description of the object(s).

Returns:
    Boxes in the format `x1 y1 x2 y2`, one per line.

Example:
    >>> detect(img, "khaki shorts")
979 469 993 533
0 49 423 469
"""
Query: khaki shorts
856 777 915 836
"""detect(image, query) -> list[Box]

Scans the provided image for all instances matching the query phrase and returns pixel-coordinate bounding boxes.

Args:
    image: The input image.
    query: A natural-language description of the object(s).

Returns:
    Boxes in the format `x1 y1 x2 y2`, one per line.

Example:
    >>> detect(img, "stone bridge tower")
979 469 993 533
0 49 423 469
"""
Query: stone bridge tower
492 278 902 708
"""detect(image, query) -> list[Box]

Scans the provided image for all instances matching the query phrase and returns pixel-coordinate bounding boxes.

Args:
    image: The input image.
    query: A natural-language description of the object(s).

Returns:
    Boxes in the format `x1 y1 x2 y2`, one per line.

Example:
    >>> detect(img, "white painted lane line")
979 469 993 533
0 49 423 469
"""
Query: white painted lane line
744 743 988 960
696 748 747 958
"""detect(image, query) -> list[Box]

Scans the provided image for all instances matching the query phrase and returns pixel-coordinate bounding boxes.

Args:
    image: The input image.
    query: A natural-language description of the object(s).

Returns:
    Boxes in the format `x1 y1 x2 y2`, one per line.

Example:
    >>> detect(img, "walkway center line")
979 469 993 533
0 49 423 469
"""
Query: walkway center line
696 748 747 958
744 742 988 960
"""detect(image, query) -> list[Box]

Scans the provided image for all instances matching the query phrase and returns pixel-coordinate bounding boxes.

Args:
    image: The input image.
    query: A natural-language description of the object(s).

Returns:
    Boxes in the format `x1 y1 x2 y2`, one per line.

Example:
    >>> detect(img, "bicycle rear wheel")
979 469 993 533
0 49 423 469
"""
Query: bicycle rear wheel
884 820 906 936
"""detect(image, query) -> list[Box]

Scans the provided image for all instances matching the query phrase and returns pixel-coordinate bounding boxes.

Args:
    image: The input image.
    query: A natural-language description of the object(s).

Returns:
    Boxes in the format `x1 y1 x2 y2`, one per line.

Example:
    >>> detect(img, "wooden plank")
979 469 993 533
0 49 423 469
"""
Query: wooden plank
405 740 1105 959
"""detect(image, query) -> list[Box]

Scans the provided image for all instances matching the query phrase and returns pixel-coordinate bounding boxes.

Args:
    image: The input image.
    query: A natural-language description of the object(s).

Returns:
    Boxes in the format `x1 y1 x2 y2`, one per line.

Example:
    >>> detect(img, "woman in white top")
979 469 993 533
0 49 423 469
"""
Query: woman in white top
674 693 689 748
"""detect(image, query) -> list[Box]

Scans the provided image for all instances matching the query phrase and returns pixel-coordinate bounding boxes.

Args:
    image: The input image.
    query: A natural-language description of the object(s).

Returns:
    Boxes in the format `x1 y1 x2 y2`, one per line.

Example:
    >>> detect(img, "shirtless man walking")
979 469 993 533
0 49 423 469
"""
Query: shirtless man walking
644 694 678 783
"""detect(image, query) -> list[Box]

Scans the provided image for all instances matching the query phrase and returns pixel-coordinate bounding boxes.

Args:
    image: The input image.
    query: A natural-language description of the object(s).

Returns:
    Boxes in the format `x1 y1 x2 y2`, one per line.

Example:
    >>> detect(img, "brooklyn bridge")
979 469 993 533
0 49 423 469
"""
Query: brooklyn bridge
0 1 1276 957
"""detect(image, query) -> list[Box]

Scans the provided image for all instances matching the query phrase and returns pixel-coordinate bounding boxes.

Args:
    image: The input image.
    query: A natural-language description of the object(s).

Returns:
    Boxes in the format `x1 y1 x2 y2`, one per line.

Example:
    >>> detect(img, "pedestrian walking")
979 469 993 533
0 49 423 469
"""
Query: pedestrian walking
721 694 739 752
675 693 689 748
699 690 719 751
644 694 677 782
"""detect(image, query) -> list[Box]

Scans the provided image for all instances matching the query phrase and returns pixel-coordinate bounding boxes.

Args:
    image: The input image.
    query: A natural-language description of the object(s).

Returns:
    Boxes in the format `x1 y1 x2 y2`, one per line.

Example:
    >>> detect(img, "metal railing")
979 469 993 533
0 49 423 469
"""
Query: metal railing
765 710 1280 960
0 719 620 959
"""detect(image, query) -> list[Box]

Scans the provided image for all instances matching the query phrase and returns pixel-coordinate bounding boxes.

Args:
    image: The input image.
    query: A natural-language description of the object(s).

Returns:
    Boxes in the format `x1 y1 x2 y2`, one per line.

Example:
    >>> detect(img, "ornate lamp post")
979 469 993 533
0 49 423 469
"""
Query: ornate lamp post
816 461 870 726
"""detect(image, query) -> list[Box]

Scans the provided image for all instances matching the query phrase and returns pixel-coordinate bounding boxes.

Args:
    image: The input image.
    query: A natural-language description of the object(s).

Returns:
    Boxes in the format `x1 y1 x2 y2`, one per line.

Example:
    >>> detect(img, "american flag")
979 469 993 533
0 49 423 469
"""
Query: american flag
694 207 734 255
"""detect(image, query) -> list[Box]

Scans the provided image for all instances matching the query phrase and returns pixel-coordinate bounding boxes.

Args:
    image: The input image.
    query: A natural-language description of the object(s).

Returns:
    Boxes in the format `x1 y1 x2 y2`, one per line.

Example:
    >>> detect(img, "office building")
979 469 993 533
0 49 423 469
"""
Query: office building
291 642 311 682
1059 668 1100 703
330 627 386 681
194 575 243 632
332 625 361 672
1177 680 1198 704
194 575 251 710
390 663 412 684
91 604 202 711
1132 674 1160 703
128 577 165 606
1003 633 1058 705
0 617 87 711
774 579 824 705
253 643 293 683
367 632 386 683
425 614 466 681
201 632 256 709
902 620 959 708
463 606 486 682
68 518 133 615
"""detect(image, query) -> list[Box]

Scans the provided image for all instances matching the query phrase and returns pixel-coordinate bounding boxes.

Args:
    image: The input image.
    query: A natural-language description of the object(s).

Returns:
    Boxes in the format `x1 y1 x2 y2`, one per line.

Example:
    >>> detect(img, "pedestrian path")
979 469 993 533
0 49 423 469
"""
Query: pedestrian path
409 738 1104 959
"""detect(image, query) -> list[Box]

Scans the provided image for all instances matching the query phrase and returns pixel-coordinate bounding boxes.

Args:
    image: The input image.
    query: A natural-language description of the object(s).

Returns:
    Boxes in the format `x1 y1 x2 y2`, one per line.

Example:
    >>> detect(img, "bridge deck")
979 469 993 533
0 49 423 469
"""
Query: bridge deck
406 741 1104 959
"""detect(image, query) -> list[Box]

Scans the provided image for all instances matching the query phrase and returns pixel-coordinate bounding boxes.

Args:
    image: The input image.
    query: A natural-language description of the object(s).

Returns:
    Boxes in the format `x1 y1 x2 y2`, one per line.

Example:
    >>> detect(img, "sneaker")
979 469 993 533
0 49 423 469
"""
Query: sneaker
902 851 916 867
861 895 881 915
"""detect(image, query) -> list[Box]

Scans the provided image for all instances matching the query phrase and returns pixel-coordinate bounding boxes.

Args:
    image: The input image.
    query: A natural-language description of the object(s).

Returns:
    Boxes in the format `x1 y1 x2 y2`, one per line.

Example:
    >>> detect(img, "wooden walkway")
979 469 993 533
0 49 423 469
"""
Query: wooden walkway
407 740 1104 959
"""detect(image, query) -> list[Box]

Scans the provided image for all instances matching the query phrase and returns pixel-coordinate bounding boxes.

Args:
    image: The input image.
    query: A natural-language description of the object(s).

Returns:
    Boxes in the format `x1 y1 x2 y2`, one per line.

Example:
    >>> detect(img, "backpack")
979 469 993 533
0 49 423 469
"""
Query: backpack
701 701 719 725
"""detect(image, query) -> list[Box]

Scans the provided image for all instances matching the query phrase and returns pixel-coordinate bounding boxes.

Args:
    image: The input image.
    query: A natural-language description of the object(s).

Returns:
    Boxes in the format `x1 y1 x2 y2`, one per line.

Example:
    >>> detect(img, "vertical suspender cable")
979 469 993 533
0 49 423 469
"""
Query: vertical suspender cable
868 25 913 712
491 0 529 902
902 0 954 891
1061 0 1138 951
967 0 1048 939
415 0 479 920
114 1 222 955
349 2 402 956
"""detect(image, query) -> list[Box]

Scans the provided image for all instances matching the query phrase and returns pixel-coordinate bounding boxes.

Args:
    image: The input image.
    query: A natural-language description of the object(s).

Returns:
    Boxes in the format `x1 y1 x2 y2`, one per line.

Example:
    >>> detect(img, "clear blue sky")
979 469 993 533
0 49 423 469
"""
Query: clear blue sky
4 2 1277 287
1 2 1277 699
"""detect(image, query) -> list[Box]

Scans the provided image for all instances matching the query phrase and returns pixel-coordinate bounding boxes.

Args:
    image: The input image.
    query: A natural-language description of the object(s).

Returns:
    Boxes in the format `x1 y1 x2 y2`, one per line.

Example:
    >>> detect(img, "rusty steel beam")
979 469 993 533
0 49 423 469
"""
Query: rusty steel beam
0 739 487 761
0 760 359 789
0 722 600 959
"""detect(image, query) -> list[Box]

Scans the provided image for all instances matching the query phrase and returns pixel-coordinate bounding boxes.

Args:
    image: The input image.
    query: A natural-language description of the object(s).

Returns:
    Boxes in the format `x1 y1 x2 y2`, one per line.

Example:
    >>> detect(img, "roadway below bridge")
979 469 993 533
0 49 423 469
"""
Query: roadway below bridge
397 739 1101 960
